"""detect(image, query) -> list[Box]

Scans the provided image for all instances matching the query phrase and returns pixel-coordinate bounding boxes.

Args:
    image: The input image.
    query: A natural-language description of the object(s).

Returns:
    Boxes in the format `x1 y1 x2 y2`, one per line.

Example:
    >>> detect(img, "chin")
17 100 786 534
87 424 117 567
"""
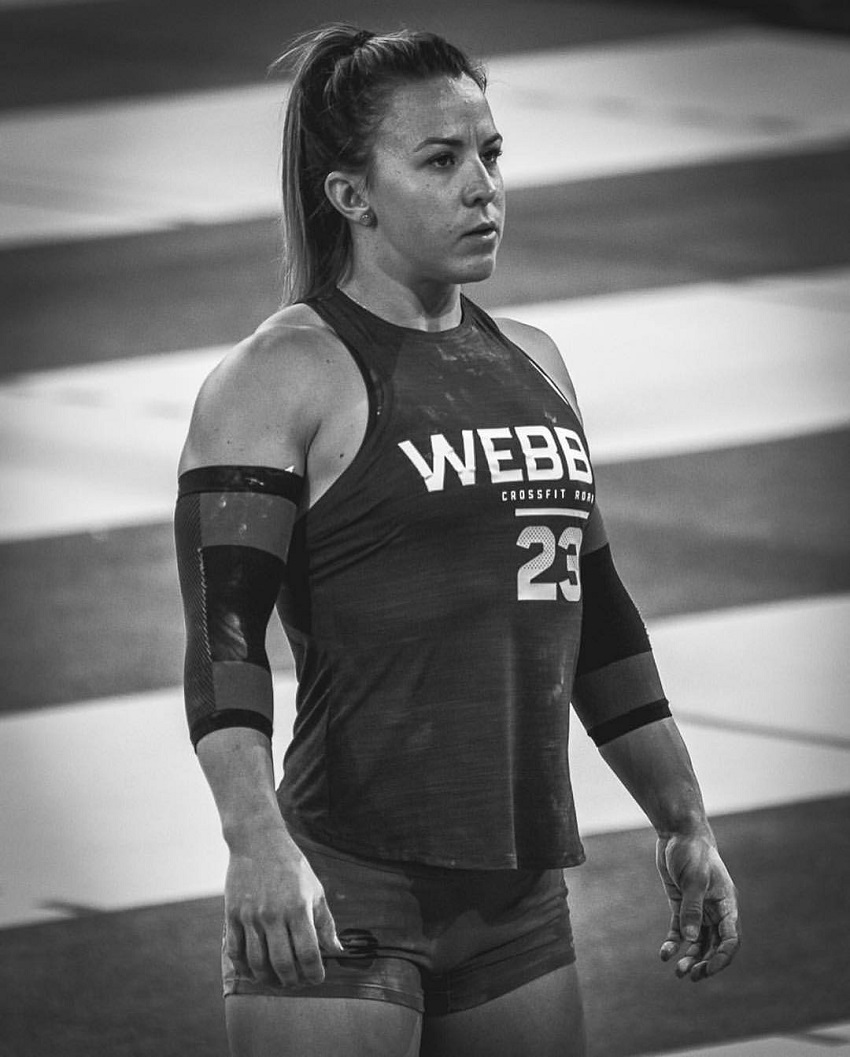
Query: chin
454 256 498 285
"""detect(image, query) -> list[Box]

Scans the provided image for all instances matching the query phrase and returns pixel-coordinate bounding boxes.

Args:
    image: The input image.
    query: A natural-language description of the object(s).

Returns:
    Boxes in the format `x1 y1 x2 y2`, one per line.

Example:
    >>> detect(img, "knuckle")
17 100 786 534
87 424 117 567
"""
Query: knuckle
226 905 247 926
237 900 260 923
289 907 316 937
257 905 282 927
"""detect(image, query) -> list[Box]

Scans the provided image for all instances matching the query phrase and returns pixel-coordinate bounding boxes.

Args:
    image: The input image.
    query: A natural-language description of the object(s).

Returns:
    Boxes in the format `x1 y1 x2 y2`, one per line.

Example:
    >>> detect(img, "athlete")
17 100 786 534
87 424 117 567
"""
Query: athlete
174 24 740 1057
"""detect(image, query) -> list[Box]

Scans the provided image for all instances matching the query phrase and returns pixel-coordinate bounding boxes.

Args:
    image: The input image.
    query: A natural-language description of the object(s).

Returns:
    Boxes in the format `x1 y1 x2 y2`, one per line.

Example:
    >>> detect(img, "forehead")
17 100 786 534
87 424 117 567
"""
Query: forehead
375 75 497 149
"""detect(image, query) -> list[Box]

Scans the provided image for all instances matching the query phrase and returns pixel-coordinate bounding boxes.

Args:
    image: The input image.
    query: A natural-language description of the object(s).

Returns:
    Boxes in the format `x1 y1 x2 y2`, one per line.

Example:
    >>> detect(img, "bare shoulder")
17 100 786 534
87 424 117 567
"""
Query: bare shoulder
179 303 347 474
495 316 581 419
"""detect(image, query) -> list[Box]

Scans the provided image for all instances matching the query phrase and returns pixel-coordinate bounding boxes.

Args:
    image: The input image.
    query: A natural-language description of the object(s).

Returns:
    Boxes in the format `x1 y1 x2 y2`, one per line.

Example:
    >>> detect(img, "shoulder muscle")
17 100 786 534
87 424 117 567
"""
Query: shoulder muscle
179 306 337 475
495 317 582 421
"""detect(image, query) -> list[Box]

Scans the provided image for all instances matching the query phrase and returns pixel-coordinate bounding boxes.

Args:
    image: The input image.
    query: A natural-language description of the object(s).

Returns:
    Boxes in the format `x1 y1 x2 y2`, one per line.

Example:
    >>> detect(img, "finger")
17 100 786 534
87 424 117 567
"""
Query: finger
288 913 326 986
678 883 709 945
688 921 740 981
660 931 683 960
224 917 247 969
244 924 272 982
703 935 741 977
696 898 740 978
659 939 680 961
659 896 689 963
688 936 718 983
716 898 741 947
314 895 344 955
675 929 706 979
264 922 301 989
678 919 723 982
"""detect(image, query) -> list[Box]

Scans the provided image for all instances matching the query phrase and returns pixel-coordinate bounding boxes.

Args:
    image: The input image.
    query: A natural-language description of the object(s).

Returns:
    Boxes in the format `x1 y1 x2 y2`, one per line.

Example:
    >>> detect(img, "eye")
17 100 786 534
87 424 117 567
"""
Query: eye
429 152 456 169
482 146 503 168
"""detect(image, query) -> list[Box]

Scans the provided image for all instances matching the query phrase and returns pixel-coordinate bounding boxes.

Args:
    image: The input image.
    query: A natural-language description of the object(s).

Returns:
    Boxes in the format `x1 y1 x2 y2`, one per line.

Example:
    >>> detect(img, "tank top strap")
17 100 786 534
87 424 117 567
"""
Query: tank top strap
303 288 396 430
306 287 399 360
458 294 506 341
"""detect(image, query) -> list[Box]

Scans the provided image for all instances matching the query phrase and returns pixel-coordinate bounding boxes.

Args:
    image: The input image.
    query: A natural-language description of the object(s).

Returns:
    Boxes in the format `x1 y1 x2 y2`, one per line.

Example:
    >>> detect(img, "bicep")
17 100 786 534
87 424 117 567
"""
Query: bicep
174 333 315 747
573 516 671 747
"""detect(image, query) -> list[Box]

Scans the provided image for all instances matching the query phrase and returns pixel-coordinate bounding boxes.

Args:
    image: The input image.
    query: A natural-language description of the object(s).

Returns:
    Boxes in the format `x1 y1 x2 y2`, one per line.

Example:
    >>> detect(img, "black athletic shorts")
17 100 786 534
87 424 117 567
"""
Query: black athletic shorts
222 831 576 1015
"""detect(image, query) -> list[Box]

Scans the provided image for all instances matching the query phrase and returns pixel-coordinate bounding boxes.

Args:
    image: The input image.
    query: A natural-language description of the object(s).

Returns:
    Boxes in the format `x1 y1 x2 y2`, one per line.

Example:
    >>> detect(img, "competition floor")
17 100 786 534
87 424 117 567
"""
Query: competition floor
0 1 848 1054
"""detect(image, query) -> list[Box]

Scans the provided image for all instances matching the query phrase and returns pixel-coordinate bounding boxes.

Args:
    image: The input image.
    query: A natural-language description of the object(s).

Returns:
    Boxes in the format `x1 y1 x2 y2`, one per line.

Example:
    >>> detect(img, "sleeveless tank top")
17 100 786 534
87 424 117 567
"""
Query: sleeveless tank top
276 288 596 869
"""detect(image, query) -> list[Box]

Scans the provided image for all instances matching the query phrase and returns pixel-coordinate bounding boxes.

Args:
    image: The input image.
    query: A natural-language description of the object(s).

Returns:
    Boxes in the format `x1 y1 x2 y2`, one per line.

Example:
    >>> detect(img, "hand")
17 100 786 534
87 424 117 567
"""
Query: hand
656 832 740 982
224 832 344 988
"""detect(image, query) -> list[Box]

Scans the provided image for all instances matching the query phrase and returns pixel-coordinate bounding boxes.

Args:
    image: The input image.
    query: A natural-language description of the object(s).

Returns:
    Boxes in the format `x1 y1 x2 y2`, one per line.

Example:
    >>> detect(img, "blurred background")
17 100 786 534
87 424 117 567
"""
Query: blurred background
0 1 848 1054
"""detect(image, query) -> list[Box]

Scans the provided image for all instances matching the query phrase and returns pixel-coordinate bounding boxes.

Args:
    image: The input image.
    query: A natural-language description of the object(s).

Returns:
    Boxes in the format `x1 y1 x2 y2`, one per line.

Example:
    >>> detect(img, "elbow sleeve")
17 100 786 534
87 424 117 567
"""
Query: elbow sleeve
174 465 303 749
573 543 670 746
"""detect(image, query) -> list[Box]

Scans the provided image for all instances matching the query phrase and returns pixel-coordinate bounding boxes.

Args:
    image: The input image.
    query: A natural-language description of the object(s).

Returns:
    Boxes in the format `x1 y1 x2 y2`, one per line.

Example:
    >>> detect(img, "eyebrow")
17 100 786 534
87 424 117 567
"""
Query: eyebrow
413 132 502 152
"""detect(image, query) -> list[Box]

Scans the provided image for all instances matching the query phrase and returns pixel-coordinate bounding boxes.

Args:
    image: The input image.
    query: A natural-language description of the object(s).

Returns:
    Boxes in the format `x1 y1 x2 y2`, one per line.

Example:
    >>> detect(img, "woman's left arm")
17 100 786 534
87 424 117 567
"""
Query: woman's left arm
598 717 741 981
497 316 741 979
572 515 740 982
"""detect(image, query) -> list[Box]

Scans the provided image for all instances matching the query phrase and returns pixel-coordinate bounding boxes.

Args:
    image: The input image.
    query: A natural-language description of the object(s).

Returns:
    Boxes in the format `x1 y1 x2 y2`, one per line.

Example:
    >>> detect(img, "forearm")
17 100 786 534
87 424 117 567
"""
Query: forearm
174 465 306 856
197 726 297 853
571 526 707 834
599 716 713 841
607 720 741 981
196 724 343 984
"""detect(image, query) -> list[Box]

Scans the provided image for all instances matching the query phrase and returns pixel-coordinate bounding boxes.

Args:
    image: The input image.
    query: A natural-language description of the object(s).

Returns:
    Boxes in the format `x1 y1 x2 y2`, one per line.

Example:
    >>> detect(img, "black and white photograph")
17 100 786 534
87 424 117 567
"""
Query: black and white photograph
0 1 848 1054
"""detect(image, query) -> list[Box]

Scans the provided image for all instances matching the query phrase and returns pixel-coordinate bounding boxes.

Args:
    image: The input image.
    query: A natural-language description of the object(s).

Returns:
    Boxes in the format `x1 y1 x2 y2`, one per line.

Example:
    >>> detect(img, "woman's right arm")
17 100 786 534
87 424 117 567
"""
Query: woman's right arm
174 325 343 987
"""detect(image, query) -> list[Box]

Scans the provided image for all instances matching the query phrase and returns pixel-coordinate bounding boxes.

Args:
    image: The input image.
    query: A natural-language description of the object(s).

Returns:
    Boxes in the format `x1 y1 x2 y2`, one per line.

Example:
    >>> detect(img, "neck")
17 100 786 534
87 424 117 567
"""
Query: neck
339 272 462 332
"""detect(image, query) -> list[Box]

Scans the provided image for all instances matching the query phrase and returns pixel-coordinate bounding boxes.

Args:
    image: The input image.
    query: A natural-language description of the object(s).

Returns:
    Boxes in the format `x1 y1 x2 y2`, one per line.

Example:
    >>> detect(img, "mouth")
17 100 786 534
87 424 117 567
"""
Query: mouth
463 221 499 239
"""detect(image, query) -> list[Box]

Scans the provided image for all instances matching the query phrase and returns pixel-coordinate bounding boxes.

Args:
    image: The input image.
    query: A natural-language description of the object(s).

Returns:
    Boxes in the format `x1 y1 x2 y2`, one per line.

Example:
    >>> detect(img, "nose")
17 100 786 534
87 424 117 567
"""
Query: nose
462 159 499 207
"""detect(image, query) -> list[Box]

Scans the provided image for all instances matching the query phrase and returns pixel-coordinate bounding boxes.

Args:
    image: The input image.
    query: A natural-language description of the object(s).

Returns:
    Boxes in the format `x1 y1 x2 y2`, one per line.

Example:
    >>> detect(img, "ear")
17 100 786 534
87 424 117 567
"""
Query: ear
325 171 371 225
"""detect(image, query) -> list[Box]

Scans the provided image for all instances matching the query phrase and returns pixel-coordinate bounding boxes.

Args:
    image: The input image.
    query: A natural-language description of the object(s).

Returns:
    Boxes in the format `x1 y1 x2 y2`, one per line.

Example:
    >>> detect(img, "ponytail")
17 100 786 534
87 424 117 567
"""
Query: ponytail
271 23 486 305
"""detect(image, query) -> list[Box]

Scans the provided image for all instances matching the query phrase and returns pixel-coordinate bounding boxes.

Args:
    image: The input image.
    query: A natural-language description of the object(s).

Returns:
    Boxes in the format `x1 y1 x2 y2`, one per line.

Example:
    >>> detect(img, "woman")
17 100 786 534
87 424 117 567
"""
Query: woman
175 23 739 1057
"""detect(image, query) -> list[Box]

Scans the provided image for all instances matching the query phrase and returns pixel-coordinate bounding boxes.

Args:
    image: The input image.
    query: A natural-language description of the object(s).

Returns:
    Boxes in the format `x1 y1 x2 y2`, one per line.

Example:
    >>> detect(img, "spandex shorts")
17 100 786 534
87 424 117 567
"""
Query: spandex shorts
222 831 576 1015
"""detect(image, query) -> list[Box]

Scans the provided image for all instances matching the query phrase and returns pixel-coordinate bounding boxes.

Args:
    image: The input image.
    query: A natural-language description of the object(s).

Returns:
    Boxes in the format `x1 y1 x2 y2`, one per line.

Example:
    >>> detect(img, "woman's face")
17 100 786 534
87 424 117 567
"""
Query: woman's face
362 74 505 291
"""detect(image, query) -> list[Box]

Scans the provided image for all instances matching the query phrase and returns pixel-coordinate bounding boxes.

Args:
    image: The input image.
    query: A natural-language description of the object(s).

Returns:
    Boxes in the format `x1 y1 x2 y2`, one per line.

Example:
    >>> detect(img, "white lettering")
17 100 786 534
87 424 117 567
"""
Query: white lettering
477 428 523 484
554 428 593 485
402 424 594 492
515 425 563 481
398 431 476 492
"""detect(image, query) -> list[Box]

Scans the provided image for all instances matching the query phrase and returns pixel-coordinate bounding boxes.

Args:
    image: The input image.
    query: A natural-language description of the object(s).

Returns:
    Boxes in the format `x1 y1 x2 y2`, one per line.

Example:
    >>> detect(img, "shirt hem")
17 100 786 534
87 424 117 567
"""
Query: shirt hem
283 815 587 872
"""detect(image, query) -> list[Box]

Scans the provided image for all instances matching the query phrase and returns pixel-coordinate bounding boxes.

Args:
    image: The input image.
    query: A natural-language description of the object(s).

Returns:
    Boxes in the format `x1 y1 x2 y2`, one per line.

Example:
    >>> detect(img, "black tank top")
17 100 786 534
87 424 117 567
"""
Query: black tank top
277 288 596 869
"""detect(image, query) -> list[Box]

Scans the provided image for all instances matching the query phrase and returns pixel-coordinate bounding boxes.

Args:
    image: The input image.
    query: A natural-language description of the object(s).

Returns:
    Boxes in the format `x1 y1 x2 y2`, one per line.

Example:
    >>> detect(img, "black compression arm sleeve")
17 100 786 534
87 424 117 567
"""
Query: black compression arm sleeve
174 465 303 749
573 544 670 746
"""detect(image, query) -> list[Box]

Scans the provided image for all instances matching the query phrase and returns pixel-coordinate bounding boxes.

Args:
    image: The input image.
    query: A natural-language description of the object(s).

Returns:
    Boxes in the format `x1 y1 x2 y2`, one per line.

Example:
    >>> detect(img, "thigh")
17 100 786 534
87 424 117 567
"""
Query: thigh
419 964 586 1057
226 994 422 1057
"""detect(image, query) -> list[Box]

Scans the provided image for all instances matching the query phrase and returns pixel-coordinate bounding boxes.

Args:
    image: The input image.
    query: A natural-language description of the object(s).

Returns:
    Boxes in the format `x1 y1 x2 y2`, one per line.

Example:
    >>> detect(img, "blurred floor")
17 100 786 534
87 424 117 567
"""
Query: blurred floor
0 2 848 1056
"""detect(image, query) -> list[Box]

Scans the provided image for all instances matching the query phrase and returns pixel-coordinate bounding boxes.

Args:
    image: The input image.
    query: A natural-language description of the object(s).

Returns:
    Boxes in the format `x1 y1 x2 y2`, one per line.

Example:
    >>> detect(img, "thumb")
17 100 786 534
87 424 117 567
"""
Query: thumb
314 896 344 953
678 877 708 942
666 836 711 943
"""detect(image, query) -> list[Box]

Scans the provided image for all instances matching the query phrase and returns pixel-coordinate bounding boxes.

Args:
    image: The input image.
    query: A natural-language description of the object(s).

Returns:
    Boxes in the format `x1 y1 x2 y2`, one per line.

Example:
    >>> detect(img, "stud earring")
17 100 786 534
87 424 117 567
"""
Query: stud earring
359 210 374 227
